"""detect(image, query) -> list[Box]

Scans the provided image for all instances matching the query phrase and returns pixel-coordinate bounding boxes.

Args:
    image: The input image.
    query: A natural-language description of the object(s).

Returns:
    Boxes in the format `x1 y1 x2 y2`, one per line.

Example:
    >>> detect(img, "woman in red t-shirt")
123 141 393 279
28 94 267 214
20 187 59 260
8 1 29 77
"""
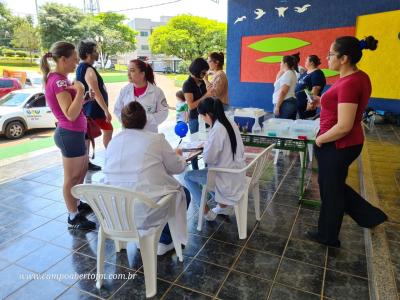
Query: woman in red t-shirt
307 36 387 247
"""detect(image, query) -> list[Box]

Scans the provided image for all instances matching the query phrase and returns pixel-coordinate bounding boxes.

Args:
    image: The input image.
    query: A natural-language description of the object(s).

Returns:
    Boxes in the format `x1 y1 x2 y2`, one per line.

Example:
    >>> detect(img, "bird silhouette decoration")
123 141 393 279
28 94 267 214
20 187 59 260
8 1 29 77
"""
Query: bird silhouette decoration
254 8 266 20
234 15 247 24
275 7 288 17
294 4 311 13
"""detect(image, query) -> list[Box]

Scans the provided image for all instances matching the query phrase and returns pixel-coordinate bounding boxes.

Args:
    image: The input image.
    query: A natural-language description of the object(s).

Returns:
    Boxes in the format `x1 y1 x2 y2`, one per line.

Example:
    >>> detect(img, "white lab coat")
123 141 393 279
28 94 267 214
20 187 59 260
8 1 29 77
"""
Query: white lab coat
203 120 247 205
114 83 169 133
103 128 188 244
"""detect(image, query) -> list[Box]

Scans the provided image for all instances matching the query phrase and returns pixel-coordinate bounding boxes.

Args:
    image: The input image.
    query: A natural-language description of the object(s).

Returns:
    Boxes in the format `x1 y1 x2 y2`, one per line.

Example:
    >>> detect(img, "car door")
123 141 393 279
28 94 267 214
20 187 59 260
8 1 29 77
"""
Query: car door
24 93 56 129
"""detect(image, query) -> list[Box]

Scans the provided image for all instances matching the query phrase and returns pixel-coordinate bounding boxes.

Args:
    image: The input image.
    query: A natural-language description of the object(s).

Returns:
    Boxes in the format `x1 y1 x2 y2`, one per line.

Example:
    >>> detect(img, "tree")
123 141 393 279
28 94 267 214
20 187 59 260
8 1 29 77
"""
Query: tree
38 3 85 49
149 15 227 61
11 21 40 62
0 2 30 48
77 12 137 67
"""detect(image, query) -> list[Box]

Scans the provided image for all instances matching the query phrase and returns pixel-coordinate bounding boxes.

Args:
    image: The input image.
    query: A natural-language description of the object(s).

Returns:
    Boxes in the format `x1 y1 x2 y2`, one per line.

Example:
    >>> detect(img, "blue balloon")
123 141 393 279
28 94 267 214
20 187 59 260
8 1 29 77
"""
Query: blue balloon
174 122 188 138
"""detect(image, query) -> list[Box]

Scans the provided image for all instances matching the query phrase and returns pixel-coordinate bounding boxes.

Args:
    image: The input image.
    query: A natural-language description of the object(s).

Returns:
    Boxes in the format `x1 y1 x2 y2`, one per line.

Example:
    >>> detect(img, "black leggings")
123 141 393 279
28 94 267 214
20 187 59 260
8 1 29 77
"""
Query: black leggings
315 142 387 244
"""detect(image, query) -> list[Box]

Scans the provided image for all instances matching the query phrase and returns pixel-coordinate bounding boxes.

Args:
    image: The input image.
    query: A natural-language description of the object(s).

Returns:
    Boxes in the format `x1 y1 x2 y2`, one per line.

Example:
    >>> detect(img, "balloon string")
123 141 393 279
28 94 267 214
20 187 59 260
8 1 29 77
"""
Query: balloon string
177 138 183 148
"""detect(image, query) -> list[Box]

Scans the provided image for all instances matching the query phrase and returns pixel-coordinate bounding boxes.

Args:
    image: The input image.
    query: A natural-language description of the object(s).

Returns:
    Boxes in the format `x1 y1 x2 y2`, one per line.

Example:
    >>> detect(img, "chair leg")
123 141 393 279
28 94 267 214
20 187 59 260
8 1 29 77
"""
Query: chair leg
96 227 106 289
234 193 249 239
308 143 313 162
197 186 208 232
252 184 261 221
273 149 279 165
168 217 183 262
139 233 159 298
115 241 127 252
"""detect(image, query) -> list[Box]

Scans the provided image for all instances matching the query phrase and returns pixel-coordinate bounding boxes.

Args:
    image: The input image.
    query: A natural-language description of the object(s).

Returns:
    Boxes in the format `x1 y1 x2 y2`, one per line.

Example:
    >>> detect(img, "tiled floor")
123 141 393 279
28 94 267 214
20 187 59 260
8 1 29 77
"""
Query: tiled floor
0 149 372 299
364 124 400 297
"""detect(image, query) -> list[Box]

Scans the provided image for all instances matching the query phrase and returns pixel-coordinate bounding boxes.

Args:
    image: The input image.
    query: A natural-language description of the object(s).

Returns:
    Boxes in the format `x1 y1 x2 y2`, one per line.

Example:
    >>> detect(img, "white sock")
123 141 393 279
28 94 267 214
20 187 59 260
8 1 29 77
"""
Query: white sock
69 211 79 220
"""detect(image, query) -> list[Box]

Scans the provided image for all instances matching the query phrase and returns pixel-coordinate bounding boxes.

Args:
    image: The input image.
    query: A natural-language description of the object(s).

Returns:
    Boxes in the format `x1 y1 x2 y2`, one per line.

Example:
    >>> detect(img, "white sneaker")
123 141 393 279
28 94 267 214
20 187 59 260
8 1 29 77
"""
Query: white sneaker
212 205 233 216
157 242 175 256
204 209 217 221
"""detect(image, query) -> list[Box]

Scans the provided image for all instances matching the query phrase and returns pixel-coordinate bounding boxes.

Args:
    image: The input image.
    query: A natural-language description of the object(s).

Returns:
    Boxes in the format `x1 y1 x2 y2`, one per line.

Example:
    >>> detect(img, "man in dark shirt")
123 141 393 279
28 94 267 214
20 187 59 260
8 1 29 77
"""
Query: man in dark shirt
76 40 113 171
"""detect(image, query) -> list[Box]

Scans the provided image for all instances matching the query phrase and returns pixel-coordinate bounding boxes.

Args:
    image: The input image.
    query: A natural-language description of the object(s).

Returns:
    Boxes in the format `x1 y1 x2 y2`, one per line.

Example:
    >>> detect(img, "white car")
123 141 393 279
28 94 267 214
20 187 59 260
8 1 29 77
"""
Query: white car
0 88 57 139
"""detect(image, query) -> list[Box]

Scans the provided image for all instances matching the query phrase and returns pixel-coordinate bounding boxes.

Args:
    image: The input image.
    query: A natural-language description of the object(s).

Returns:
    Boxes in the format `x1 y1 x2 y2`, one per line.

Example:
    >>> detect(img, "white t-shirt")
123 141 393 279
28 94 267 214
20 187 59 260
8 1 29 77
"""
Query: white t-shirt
272 70 297 104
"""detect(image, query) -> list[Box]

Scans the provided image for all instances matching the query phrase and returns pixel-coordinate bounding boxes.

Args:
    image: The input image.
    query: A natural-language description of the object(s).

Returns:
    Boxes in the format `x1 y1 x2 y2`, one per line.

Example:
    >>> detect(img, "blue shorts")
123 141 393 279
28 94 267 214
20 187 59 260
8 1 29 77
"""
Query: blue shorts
54 126 86 158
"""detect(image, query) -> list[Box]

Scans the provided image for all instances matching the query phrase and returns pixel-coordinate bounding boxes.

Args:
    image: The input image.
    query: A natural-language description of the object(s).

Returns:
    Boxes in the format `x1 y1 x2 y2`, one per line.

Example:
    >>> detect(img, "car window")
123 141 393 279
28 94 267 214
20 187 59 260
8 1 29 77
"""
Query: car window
0 79 14 88
0 93 29 106
29 94 46 107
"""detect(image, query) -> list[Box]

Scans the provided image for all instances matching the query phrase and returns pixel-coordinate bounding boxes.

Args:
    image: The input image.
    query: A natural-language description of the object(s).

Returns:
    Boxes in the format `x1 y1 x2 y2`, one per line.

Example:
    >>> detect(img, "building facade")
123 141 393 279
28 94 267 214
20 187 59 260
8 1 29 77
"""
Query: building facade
122 16 181 73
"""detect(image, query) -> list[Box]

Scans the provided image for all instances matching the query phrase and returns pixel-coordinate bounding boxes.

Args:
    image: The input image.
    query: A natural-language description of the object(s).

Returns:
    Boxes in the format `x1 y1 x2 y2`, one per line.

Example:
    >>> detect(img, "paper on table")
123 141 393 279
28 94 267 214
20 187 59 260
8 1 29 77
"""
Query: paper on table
304 89 314 103
181 141 205 151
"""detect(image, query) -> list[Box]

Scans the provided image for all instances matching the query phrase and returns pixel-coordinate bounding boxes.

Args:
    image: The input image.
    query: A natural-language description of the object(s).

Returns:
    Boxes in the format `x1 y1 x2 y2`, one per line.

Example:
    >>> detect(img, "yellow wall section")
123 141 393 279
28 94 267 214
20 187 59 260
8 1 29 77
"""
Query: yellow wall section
356 10 400 100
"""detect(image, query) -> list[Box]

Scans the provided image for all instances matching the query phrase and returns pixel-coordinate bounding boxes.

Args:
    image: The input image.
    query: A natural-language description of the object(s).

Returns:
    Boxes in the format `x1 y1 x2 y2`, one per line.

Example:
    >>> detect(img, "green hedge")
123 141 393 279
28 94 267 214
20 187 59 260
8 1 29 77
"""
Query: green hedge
0 57 38 67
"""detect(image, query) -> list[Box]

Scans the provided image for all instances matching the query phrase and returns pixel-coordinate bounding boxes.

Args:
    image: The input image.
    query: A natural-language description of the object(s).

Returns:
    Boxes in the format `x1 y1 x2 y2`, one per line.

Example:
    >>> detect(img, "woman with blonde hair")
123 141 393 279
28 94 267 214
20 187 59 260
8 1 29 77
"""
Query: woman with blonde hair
41 41 95 230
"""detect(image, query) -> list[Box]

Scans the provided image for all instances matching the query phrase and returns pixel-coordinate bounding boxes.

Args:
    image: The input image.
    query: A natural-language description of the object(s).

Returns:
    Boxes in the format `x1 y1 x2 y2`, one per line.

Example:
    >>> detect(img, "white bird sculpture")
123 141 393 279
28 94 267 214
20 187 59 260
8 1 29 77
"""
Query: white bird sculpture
234 16 247 24
254 8 266 20
294 4 311 13
275 7 288 18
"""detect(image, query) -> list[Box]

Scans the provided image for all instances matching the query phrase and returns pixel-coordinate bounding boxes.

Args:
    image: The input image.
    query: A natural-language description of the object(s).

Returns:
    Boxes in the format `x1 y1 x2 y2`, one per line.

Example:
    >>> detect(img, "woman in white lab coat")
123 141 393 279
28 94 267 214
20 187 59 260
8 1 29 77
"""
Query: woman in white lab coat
104 101 190 255
114 59 169 133
184 97 246 220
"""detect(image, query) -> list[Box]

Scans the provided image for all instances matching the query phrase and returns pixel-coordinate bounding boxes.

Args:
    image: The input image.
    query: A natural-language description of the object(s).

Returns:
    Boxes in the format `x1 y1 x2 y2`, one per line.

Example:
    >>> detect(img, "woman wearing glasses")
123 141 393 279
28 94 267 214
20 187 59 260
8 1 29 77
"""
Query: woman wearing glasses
307 36 387 247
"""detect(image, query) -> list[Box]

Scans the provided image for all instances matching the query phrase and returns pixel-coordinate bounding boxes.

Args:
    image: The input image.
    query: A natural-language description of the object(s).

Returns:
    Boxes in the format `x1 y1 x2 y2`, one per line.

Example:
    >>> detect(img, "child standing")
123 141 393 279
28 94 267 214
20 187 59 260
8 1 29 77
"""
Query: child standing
176 90 188 123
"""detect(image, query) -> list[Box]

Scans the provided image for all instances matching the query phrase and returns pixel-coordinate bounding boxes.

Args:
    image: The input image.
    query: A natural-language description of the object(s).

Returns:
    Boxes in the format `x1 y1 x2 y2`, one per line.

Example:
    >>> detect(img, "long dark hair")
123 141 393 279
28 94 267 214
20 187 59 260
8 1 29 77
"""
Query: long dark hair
40 41 75 84
333 35 378 65
130 59 155 84
197 97 237 159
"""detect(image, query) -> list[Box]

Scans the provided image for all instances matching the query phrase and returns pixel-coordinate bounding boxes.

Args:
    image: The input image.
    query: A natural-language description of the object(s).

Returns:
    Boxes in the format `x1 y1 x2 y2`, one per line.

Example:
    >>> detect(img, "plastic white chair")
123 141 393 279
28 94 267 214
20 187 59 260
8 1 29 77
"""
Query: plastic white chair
197 144 275 239
71 184 183 298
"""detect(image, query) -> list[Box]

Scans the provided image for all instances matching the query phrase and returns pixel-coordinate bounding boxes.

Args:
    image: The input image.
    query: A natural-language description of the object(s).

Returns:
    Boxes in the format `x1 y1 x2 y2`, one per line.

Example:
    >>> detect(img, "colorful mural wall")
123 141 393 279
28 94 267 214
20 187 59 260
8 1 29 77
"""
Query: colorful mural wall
227 0 400 112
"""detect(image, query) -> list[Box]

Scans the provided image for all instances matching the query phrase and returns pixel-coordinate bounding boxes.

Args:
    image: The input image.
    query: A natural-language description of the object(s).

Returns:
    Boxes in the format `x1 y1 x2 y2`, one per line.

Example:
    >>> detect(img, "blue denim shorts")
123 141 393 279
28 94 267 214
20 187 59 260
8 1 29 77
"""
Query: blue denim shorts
54 126 86 158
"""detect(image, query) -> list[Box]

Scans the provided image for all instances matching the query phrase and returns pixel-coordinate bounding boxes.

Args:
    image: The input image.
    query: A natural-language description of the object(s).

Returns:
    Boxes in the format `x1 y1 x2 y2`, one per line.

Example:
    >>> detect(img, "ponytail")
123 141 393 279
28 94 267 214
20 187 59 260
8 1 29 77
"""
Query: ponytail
40 53 51 85
130 59 155 85
40 41 76 84
198 97 237 159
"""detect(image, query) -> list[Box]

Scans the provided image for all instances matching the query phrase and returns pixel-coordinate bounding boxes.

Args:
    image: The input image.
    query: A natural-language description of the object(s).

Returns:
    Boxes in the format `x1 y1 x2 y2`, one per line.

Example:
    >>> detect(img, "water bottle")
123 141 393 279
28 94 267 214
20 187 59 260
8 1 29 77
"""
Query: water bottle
252 120 261 134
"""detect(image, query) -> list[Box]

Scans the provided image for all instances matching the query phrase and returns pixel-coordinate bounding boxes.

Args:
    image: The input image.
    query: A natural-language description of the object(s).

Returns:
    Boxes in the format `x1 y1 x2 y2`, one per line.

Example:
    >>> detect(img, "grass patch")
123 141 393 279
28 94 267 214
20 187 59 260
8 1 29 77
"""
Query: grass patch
166 73 187 88
100 73 128 83
0 120 122 161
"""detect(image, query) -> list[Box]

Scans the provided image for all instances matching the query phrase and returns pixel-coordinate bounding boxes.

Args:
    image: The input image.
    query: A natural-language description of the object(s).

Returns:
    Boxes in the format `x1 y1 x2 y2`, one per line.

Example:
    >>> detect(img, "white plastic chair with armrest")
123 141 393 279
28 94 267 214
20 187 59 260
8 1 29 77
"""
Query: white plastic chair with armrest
71 184 182 298
197 144 275 239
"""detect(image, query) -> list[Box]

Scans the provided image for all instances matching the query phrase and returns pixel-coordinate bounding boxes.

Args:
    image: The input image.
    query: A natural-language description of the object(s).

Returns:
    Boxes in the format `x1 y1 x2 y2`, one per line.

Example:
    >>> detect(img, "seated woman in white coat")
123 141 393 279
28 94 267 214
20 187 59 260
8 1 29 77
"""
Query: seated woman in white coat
114 59 169 133
104 101 190 255
184 97 246 220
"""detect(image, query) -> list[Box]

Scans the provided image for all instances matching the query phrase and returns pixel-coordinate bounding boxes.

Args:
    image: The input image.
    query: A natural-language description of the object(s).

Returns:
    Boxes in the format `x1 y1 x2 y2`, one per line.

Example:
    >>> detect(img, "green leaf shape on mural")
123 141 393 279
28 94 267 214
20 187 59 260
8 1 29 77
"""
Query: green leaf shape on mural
249 37 310 53
321 69 339 78
257 56 284 63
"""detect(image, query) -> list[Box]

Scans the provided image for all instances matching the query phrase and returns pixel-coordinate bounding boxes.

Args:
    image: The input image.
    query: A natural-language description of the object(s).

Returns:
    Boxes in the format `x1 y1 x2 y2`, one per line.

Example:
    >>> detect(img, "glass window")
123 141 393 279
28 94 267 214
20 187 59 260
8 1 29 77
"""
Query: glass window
0 93 29 106
0 79 14 88
141 45 149 50
140 31 149 37
28 94 46 107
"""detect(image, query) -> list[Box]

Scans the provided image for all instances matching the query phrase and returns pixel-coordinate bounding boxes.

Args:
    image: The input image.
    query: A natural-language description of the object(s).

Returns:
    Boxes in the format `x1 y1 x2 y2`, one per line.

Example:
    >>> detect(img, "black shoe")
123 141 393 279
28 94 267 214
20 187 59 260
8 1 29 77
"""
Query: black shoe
306 230 341 248
77 201 93 216
68 214 96 230
88 162 101 171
